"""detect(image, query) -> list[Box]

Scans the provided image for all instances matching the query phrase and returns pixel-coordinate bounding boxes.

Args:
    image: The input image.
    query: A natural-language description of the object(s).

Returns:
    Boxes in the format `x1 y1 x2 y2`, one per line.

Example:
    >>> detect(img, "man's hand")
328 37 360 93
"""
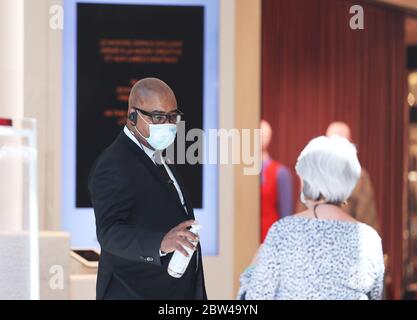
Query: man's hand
160 220 199 257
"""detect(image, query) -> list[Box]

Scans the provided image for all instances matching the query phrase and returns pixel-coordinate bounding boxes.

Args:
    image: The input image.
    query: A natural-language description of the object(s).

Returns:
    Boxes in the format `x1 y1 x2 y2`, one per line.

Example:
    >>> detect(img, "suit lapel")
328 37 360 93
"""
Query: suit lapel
118 132 190 216
118 132 165 184
167 163 195 219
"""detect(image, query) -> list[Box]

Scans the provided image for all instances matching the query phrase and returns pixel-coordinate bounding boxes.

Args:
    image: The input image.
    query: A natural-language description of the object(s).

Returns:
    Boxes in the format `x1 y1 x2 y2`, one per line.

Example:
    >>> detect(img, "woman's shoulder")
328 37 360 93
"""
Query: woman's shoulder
356 222 382 243
274 215 381 237
267 214 383 241
267 215 308 234
262 218 292 242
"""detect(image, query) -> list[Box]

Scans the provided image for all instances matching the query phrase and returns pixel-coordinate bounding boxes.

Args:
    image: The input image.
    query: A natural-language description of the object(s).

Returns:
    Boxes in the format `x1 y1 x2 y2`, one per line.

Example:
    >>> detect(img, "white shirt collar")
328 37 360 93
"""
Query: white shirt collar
123 126 185 212
123 126 156 161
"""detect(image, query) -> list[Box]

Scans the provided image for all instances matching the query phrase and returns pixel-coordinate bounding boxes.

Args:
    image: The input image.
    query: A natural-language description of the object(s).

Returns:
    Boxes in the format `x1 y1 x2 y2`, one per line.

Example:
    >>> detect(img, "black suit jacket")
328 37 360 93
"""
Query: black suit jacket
88 131 207 300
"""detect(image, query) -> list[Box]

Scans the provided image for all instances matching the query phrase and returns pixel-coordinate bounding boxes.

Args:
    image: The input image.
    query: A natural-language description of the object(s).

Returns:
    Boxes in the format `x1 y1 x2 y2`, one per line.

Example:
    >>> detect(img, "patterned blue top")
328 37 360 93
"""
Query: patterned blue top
238 216 385 300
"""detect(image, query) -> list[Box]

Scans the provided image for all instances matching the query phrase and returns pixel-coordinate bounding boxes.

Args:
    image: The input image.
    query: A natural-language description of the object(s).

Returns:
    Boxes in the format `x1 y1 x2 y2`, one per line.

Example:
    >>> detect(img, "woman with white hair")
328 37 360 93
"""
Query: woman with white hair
238 136 385 300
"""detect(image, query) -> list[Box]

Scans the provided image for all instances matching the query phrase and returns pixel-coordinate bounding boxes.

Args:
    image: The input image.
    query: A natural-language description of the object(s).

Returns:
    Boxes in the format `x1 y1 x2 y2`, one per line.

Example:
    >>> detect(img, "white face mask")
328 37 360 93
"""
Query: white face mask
135 111 177 150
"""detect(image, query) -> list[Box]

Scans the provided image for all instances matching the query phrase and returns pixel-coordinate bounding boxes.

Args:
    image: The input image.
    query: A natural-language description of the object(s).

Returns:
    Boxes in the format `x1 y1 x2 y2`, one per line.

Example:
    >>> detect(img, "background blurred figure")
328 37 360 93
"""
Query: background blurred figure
326 122 379 233
260 120 294 242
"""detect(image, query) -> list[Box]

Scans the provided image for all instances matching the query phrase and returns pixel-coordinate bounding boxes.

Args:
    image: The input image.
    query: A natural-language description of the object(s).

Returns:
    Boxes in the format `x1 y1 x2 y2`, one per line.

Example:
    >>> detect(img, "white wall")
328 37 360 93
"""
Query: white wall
202 0 236 299
22 0 62 230
0 0 24 119
0 0 63 230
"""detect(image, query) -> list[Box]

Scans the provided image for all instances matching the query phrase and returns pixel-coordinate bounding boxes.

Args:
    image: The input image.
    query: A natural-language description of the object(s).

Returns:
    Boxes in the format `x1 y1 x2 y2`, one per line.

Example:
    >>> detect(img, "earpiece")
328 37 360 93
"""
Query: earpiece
128 111 137 124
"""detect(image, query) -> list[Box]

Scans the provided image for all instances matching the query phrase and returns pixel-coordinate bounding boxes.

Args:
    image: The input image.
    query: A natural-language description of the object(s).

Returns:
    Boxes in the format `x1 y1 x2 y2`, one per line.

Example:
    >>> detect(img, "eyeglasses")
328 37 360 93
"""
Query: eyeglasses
134 107 184 124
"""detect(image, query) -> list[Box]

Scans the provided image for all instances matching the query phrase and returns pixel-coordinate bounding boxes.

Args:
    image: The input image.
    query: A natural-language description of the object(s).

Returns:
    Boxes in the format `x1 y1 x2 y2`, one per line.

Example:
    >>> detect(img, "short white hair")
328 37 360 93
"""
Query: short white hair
295 135 361 204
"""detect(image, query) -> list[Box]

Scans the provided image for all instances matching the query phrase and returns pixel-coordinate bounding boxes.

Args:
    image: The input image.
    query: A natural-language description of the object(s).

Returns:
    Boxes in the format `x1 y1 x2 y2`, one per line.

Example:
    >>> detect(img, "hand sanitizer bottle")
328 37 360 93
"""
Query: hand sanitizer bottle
168 224 202 278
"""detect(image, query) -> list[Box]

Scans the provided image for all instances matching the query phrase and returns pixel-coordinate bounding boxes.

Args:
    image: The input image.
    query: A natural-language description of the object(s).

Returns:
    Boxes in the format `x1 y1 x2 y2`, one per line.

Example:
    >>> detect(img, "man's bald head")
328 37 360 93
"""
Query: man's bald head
260 120 273 151
127 78 178 150
326 121 352 141
128 78 177 113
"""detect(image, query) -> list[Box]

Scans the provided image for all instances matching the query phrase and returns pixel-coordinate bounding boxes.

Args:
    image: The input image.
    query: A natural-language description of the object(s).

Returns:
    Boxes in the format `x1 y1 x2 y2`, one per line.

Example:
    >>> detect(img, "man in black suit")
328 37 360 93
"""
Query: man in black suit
88 78 207 300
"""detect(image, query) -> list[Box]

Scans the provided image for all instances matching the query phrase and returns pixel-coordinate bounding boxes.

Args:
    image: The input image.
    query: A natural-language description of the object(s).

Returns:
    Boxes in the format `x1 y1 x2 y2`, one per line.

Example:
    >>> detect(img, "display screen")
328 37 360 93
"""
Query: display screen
73 249 100 262
76 3 204 208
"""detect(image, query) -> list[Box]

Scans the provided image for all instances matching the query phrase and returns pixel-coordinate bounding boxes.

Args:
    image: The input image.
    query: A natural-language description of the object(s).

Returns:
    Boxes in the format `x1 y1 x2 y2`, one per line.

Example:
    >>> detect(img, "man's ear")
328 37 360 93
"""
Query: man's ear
128 111 137 124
